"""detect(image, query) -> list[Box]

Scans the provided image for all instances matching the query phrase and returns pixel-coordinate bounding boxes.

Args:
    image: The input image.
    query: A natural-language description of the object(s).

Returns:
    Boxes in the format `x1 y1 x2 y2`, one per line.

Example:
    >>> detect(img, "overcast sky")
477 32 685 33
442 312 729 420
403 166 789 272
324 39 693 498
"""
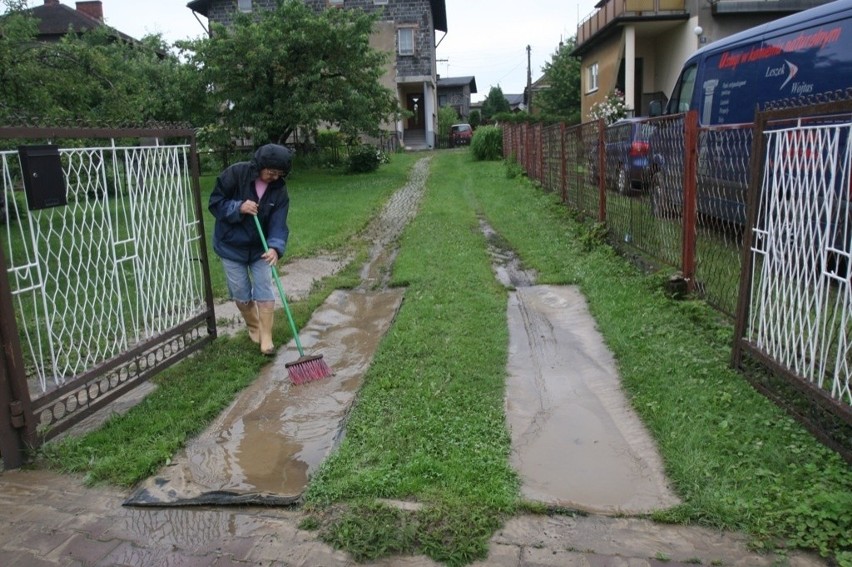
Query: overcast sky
42 0 602 102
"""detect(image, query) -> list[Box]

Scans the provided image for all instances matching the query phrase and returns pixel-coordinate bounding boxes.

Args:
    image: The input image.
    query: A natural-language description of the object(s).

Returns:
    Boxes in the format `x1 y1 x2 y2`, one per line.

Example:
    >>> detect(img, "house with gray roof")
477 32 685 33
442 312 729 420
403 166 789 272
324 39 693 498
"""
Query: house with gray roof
27 0 138 44
437 76 477 120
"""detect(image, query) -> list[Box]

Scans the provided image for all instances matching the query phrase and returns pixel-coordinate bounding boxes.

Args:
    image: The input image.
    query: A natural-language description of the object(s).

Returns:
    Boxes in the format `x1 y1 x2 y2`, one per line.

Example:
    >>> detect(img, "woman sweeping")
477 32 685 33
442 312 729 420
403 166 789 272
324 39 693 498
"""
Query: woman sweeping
208 143 294 355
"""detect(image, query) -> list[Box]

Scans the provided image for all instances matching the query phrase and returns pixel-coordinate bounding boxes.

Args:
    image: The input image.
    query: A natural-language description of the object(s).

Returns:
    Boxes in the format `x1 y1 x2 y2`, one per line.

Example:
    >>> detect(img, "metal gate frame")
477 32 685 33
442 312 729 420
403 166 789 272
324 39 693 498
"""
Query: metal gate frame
733 98 852 462
0 125 217 469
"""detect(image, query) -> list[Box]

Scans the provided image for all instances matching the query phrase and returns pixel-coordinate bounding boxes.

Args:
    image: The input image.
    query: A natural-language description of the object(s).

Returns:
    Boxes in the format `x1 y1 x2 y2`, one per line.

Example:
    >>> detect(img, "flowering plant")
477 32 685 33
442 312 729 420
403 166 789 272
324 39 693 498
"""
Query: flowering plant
589 89 627 125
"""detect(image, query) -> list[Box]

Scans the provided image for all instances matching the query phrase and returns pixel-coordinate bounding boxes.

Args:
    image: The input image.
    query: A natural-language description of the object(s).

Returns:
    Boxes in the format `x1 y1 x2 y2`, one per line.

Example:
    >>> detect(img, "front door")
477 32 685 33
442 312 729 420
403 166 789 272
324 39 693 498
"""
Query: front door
406 93 425 130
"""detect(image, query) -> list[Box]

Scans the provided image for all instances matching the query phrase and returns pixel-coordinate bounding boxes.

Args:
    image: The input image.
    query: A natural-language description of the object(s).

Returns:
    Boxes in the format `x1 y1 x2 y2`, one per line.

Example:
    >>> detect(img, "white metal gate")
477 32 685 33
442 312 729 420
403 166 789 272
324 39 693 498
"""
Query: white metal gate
0 126 215 455
749 120 851 406
735 102 852 448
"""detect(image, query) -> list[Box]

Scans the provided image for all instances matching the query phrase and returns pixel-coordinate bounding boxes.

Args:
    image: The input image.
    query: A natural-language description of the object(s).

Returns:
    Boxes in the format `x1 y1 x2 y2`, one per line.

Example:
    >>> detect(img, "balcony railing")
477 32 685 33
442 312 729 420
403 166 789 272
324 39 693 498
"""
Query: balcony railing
577 0 687 46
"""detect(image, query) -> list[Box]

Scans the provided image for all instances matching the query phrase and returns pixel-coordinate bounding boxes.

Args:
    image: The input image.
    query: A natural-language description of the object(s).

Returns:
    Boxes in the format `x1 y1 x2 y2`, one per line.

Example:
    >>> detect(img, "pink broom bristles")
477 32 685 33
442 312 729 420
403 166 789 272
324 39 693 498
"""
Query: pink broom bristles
286 355 332 385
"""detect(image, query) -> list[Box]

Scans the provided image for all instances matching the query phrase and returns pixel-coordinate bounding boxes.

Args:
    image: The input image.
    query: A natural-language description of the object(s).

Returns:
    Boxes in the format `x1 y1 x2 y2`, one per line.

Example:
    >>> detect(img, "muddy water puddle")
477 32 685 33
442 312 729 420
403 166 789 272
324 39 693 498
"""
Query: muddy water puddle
126 289 404 506
482 219 679 515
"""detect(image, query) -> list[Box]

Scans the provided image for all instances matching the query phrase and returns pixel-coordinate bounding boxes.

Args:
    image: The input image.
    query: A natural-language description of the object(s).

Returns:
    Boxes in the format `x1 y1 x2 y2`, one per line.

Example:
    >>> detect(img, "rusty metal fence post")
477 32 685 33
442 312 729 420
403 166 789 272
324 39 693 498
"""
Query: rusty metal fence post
681 110 699 290
597 119 607 222
0 244 37 468
560 123 568 203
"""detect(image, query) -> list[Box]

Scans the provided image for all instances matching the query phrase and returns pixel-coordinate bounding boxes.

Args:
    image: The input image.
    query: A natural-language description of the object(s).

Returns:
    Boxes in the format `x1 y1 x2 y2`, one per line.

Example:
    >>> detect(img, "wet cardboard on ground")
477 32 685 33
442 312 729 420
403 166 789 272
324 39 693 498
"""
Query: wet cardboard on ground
484 218 679 514
505 285 680 514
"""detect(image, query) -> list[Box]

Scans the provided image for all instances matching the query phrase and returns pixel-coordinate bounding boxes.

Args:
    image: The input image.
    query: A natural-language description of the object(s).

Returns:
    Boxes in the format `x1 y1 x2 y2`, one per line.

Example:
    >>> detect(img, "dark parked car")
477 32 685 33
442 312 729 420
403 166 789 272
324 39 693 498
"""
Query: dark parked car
602 118 656 194
451 123 473 146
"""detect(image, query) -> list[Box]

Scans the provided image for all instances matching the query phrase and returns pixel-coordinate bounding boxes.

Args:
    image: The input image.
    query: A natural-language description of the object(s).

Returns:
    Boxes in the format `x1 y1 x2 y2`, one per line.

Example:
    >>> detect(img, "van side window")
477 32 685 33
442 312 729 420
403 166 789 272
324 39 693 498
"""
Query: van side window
669 64 697 114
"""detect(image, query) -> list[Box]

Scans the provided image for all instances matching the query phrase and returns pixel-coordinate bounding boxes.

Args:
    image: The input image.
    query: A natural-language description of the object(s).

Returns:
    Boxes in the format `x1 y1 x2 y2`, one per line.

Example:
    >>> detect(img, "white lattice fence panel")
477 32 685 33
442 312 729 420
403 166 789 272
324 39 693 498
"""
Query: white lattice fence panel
747 120 852 407
1 142 208 395
125 146 206 337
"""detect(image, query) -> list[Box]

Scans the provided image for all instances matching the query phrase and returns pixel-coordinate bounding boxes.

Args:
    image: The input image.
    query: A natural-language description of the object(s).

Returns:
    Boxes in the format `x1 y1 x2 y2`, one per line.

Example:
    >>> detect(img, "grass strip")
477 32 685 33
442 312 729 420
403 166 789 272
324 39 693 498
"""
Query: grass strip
303 151 519 565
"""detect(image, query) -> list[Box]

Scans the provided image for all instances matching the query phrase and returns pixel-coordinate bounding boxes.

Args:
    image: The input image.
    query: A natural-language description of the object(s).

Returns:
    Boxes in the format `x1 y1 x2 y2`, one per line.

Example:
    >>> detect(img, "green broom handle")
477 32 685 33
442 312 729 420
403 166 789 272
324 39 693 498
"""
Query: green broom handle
253 215 305 357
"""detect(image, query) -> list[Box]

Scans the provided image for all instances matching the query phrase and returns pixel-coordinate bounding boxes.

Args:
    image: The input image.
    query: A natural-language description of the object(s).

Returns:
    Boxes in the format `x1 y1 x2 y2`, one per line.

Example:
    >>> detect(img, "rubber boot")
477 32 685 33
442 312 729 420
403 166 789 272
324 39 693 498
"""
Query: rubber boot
235 300 260 344
257 301 276 355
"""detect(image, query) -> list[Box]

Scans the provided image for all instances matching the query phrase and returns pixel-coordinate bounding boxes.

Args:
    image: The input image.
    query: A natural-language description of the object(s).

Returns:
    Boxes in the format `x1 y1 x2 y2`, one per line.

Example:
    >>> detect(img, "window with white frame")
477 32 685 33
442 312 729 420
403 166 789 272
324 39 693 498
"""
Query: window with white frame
398 28 415 56
237 0 252 13
588 63 599 93
374 0 389 4
328 0 344 6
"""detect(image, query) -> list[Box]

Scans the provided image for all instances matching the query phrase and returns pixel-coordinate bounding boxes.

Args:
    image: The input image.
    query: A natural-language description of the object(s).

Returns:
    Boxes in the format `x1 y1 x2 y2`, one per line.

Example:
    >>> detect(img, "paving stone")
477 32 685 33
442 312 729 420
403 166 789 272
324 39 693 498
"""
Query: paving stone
521 546 593 566
95 541 214 567
46 532 122 565
10 523 73 556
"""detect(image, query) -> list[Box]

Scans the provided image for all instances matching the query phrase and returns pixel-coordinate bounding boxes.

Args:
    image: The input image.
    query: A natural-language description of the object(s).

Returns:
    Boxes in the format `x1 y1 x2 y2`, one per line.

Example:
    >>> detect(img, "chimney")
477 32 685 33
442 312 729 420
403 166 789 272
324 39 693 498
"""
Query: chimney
44 0 60 5
75 1 104 22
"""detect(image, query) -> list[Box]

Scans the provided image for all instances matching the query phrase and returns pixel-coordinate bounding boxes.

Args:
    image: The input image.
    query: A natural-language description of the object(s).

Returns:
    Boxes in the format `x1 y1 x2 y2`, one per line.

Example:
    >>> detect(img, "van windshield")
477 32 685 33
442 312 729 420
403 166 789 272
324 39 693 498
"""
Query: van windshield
668 64 697 114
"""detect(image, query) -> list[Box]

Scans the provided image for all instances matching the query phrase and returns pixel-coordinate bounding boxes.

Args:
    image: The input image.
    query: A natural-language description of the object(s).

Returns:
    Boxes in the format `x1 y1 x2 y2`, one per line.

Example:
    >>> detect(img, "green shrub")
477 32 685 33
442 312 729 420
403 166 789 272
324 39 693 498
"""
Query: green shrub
470 125 503 161
437 106 459 138
347 144 382 173
316 130 344 148
504 158 523 179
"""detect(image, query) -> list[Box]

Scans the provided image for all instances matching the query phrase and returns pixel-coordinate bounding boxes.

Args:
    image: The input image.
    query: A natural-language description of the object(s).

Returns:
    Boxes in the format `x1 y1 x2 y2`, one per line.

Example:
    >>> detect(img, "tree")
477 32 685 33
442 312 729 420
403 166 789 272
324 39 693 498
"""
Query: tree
0 2 194 125
480 86 511 121
437 105 458 138
182 0 399 146
469 109 481 129
535 37 582 123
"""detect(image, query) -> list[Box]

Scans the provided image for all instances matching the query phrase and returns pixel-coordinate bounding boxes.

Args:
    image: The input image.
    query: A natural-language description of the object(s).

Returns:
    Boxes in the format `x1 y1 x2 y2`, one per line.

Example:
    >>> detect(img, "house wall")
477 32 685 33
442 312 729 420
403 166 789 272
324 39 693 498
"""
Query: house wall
653 18 699 102
202 1 435 79
303 0 436 78
438 86 471 118
581 33 623 119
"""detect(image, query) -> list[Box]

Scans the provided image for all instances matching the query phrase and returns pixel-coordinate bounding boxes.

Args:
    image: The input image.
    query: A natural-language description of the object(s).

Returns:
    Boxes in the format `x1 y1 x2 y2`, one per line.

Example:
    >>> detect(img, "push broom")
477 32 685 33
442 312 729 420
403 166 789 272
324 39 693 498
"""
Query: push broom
253 215 332 384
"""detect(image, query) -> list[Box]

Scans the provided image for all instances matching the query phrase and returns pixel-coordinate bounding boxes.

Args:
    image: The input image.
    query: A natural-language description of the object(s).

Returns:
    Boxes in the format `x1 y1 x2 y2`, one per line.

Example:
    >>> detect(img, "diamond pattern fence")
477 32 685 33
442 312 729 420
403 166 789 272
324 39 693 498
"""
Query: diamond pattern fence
0 127 216 464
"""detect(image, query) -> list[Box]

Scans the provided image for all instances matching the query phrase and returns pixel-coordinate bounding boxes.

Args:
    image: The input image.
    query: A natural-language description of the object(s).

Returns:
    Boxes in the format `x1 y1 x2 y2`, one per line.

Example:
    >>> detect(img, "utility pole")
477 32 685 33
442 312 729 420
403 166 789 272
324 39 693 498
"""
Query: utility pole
526 45 532 113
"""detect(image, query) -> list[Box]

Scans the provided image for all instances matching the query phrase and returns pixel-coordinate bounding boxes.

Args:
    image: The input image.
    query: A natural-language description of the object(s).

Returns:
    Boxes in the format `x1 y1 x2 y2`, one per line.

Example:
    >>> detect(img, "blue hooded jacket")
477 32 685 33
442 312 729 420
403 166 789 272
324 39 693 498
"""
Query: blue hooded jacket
208 144 293 263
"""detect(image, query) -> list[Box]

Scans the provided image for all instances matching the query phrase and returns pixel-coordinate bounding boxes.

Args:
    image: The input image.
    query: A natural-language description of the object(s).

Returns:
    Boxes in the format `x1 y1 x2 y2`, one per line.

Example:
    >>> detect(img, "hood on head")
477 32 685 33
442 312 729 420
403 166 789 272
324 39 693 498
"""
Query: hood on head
253 144 294 177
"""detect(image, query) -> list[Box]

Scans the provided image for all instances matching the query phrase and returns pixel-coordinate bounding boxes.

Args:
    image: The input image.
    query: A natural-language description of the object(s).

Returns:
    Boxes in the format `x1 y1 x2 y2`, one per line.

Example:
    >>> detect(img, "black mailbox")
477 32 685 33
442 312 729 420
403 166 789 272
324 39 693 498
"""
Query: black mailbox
18 145 67 210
